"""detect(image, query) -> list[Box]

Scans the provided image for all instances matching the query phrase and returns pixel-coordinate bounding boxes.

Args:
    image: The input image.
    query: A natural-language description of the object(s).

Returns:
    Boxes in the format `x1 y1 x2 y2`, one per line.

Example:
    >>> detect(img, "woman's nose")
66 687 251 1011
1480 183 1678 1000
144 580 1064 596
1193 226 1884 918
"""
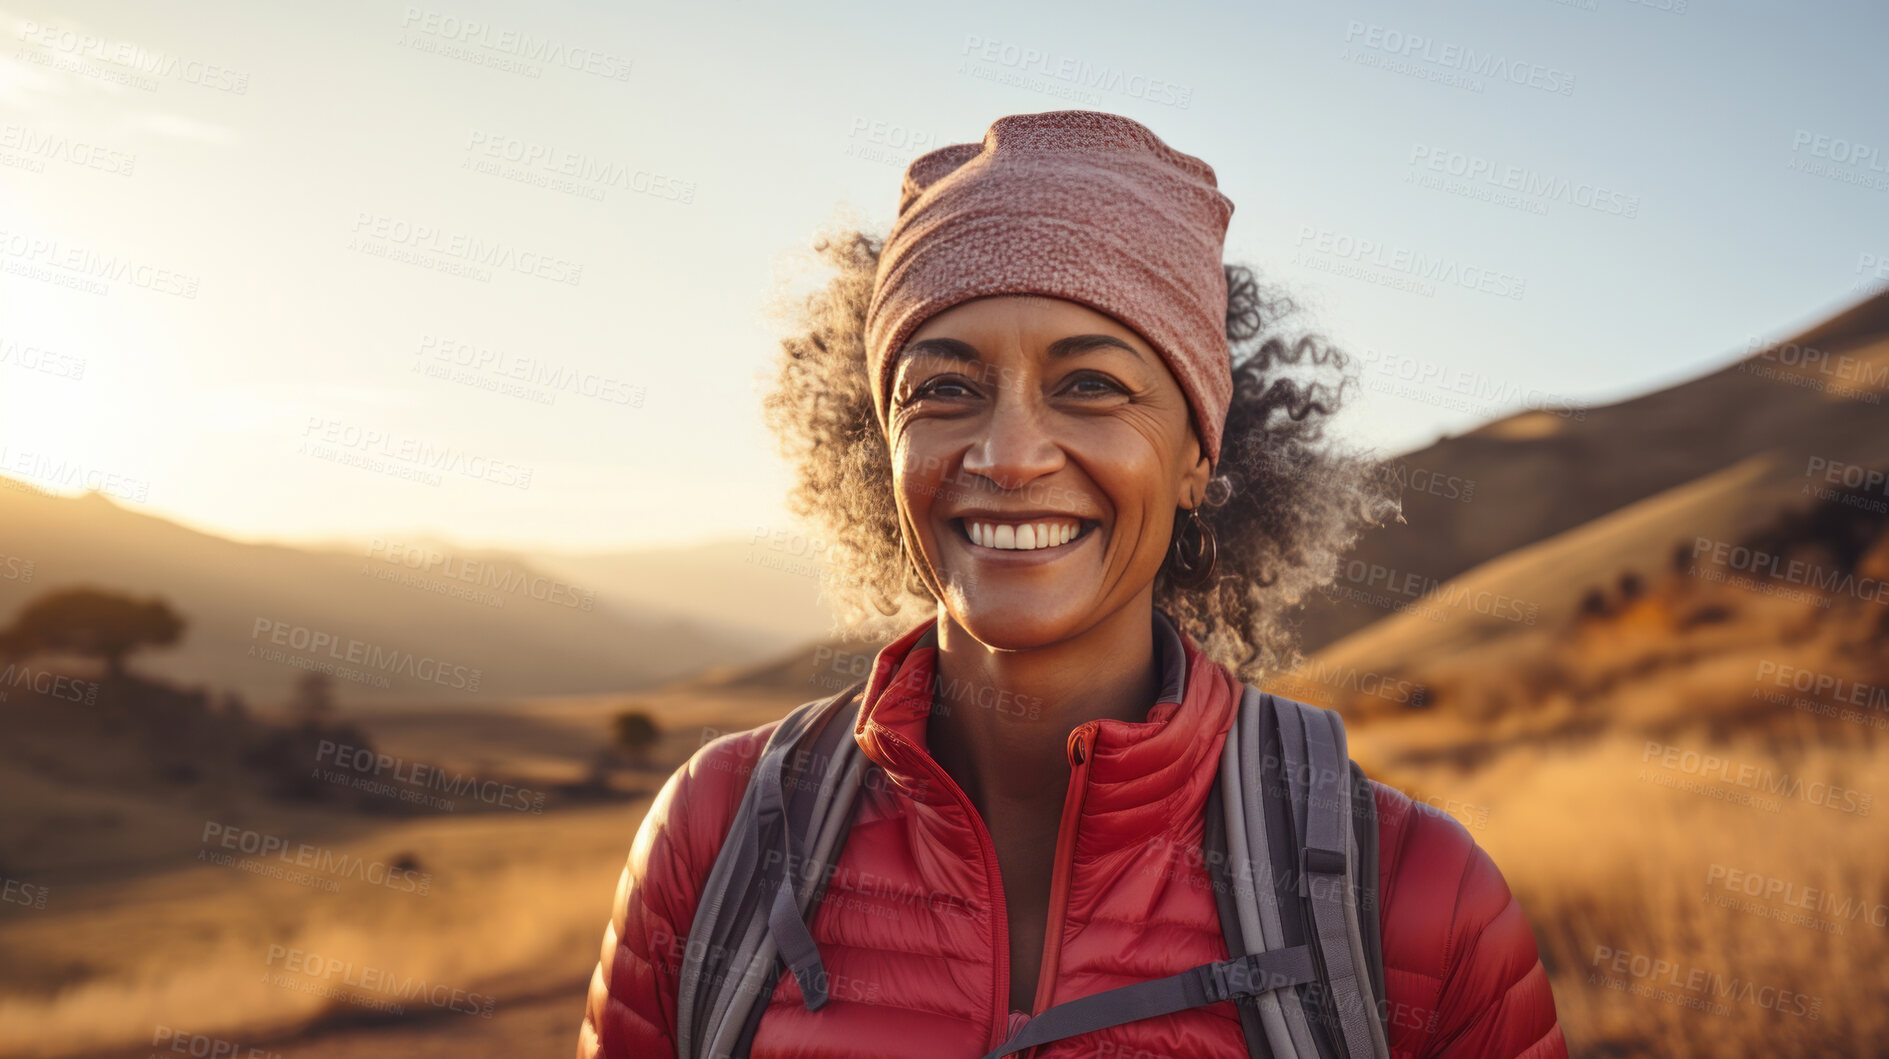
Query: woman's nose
959 389 1063 491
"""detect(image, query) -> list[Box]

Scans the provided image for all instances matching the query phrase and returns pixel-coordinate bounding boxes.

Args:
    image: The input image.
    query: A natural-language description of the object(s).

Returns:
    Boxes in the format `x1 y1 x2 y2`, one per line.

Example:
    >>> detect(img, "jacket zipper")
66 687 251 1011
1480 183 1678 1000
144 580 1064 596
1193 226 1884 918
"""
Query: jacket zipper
872 727 1014 1051
1021 720 1099 1059
874 719 1101 1056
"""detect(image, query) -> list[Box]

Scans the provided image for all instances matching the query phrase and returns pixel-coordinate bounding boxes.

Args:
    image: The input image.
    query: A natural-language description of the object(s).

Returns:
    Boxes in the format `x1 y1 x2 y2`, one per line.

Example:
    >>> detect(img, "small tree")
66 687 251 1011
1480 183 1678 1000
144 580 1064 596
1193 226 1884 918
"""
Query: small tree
0 626 34 665
1 586 185 679
288 671 335 724
612 708 660 768
1617 570 1645 601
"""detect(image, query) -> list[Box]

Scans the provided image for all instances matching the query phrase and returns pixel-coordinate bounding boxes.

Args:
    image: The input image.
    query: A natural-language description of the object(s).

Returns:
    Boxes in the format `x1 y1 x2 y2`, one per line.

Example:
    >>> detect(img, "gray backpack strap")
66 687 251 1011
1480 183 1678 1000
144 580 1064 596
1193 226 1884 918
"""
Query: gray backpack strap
676 679 867 1059
1248 690 1324 1058
1269 695 1391 1059
1350 760 1386 1025
676 746 772 1057
696 681 866 1057
710 749 870 1059
1214 689 1303 1058
1331 721 1390 1059
978 947 1320 1059
1204 776 1275 1058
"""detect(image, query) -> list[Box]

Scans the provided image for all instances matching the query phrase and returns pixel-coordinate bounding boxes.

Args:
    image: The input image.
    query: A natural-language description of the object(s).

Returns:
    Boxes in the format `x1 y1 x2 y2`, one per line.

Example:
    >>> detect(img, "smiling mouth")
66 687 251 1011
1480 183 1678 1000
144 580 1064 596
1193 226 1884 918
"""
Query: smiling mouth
956 517 1099 552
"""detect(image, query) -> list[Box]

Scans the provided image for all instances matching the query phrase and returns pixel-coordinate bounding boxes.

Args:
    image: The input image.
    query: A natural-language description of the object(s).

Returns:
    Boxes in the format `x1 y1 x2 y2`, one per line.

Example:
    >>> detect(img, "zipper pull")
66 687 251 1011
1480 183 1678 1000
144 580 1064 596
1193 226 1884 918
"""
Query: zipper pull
1067 721 1098 766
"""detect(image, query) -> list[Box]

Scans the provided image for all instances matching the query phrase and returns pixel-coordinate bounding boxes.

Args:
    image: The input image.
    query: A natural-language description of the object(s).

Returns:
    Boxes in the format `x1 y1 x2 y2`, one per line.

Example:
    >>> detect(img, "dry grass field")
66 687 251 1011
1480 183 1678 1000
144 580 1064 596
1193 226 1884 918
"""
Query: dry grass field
0 669 807 1059
1290 492 1889 1056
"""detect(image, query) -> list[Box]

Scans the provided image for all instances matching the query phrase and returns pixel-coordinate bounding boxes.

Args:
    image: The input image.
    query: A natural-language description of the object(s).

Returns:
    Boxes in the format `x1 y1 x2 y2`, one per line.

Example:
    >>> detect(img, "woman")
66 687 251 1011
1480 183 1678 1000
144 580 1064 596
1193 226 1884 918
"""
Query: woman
578 110 1565 1058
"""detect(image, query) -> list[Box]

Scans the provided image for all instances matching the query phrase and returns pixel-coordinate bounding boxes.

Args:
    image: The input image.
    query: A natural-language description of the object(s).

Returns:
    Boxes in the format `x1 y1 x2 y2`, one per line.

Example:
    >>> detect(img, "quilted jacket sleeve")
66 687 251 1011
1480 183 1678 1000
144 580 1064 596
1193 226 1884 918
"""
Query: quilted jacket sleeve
577 722 779 1059
1373 782 1567 1059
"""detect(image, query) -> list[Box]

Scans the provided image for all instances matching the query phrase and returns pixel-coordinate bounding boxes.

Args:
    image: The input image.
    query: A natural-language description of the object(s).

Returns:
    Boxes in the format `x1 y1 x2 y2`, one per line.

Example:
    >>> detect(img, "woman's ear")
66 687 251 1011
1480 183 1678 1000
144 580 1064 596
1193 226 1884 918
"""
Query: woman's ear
1179 430 1213 509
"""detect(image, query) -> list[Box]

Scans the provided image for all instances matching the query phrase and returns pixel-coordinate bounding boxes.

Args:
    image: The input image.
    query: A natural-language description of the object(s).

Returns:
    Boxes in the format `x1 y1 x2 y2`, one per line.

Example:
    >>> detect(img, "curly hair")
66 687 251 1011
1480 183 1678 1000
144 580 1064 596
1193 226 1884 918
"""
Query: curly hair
760 220 1404 682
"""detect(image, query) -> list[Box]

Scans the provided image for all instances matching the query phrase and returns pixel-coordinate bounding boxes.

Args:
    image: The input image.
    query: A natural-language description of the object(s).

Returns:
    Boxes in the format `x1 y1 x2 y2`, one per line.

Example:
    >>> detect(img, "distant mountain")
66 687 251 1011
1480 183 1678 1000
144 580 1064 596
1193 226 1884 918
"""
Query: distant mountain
665 632 869 696
1294 287 1889 655
0 487 793 706
527 537 844 647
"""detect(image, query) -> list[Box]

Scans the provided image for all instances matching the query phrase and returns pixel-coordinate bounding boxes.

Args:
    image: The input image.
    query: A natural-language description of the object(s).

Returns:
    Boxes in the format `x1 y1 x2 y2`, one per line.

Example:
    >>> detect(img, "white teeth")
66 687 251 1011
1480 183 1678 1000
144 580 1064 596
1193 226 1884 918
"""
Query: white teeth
965 518 1084 551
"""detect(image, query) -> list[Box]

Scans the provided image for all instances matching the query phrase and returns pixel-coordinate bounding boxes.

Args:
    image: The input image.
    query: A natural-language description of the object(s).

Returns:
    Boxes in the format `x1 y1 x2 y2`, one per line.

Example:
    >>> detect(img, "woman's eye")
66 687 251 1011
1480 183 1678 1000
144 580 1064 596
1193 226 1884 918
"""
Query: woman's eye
908 376 975 402
1063 373 1128 397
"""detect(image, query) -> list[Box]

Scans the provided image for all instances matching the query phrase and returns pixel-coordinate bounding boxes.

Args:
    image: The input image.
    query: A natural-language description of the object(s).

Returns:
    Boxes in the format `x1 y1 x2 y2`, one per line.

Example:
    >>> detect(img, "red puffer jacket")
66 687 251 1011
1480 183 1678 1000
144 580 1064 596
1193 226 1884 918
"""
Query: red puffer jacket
578 614 1566 1058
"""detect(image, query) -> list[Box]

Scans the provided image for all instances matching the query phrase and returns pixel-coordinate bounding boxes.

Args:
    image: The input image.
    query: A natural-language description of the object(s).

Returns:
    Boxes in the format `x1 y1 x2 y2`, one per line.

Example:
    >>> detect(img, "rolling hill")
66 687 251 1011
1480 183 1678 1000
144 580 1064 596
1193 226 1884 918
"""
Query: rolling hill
1293 287 1889 654
0 485 790 705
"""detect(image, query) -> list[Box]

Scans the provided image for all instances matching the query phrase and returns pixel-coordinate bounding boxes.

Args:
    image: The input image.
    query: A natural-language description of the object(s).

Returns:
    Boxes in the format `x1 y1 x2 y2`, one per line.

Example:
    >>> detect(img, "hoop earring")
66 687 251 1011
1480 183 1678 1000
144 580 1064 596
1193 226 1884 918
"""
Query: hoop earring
900 537 934 600
1166 505 1218 590
902 556 931 600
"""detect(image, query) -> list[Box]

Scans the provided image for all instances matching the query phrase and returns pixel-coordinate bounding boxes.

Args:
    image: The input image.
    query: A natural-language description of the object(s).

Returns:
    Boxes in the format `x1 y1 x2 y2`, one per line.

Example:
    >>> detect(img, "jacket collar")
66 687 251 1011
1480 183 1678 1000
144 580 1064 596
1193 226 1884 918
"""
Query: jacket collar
852 608 1242 845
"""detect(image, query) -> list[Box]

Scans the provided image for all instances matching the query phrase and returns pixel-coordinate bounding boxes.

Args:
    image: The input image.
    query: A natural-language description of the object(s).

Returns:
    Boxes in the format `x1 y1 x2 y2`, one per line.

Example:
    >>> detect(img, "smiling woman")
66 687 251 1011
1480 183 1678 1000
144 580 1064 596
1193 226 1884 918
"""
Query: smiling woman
577 111 1566 1059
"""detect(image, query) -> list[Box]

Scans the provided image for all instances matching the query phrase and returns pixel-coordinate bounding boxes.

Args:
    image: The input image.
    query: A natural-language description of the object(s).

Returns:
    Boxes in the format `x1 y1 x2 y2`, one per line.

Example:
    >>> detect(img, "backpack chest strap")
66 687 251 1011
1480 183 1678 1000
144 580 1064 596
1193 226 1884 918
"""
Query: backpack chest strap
977 945 1320 1059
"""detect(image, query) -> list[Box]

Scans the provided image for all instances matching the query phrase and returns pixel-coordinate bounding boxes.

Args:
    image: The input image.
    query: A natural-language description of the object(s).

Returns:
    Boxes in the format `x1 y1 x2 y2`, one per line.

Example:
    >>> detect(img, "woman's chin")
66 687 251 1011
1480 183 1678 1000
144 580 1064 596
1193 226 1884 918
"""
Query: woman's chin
939 591 1093 652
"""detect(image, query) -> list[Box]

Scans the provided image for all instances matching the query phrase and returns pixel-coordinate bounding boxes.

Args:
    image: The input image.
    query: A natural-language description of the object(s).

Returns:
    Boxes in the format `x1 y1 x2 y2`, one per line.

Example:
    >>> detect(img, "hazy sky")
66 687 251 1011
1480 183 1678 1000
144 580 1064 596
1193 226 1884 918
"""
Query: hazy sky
2 0 1885 554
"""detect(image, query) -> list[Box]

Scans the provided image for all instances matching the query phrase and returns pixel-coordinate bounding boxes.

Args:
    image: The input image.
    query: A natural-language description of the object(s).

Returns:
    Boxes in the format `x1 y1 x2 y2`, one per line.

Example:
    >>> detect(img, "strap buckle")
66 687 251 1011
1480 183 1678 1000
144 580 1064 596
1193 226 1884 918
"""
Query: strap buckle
1201 955 1268 1004
1299 844 1346 897
1201 959 1236 1004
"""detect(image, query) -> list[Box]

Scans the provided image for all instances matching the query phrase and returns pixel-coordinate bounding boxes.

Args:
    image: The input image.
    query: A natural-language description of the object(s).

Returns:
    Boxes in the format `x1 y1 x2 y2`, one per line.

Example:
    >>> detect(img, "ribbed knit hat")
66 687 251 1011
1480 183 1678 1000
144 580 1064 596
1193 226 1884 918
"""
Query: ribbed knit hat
865 110 1236 466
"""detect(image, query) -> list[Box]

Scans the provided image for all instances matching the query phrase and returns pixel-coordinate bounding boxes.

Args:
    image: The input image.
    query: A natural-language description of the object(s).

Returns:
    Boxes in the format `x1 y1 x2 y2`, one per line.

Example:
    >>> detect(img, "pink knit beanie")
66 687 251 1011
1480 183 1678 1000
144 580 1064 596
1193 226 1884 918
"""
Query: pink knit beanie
865 109 1237 467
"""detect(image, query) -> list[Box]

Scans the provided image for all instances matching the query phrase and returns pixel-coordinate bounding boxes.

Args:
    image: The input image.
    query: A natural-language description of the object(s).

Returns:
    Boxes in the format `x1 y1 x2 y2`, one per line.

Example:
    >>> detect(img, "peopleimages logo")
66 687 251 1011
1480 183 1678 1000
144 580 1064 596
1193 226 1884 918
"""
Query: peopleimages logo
958 34 1194 109
1342 20 1576 96
1407 144 1639 218
1294 225 1526 301
263 944 496 1018
1788 130 1889 192
397 7 632 81
150 1027 281 1058
1588 945 1821 1020
364 537 596 611
1689 536 1889 606
463 131 694 204
0 662 100 705
200 821 432 894
249 617 483 692
16 20 251 93
1705 864 1889 931
1640 741 1872 816
348 212 583 287
1791 130 1889 173
0 446 150 502
301 416 535 490
0 335 87 380
417 334 646 407
0 228 200 298
1755 660 1889 713
316 739 545 813
0 122 137 176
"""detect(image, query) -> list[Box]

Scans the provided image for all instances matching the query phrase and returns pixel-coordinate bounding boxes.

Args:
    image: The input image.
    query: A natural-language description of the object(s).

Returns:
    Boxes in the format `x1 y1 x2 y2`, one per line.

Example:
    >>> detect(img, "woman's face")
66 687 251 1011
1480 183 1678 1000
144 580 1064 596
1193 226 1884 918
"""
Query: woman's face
887 294 1212 649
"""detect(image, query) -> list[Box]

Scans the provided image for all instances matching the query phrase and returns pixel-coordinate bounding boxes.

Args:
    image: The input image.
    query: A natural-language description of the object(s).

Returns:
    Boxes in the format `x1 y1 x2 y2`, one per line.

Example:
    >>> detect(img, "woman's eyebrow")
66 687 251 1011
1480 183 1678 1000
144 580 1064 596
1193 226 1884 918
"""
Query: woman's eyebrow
893 333 1146 365
1045 334 1146 362
895 337 981 364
